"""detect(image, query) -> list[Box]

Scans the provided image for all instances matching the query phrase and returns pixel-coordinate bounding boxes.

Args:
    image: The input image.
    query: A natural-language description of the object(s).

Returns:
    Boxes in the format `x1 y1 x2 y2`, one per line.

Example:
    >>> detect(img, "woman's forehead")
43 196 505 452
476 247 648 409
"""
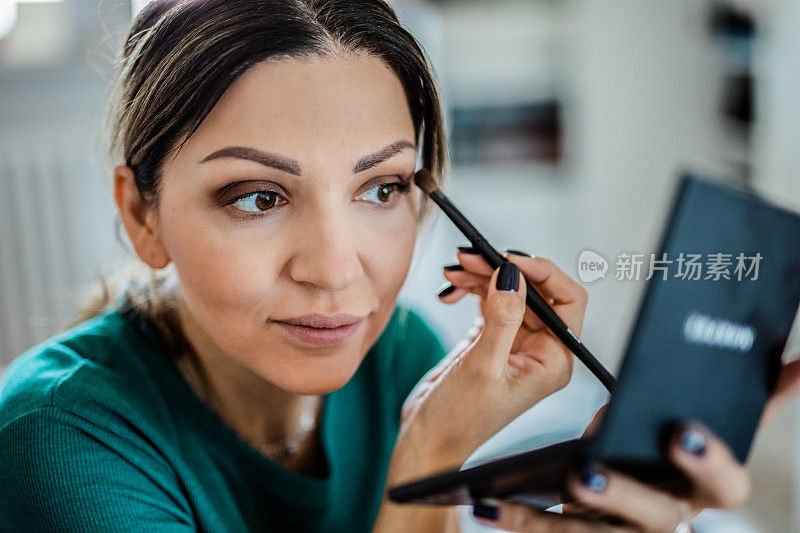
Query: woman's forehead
187 53 415 154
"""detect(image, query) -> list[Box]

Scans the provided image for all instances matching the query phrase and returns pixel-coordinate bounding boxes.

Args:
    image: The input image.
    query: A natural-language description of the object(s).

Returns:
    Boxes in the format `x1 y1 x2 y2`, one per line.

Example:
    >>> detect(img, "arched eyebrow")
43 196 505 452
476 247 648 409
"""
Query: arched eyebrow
198 140 416 175
351 140 416 173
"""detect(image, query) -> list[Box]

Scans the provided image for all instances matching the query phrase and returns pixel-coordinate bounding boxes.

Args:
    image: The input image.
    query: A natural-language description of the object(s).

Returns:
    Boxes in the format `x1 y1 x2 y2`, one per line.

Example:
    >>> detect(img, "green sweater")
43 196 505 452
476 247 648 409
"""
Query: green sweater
0 302 447 532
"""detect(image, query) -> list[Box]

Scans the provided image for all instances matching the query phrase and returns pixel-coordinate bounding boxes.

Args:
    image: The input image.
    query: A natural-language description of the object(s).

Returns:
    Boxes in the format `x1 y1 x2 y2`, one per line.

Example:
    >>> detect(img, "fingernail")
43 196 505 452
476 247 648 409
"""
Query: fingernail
679 425 707 457
496 262 520 292
437 284 456 298
580 464 608 492
458 246 479 255
472 501 499 520
443 264 465 271
505 249 532 257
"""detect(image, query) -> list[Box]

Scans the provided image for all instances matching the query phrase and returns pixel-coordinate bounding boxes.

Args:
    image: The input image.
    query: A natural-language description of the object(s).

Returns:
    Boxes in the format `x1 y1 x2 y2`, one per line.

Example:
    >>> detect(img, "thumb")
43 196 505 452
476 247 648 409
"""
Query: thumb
583 403 609 437
464 261 527 378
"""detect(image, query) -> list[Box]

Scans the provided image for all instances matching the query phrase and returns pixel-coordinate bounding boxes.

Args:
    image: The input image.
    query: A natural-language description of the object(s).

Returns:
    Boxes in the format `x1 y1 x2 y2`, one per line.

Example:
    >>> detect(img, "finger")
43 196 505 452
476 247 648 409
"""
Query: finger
456 246 495 276
667 421 752 509
442 267 490 291
451 248 552 323
436 283 470 303
505 255 589 336
444 267 552 333
461 262 527 379
444 271 532 332
505 255 585 303
441 264 496 306
565 464 693 532
440 279 539 342
582 404 609 437
450 252 586 337
455 247 540 278
472 498 627 532
561 501 617 522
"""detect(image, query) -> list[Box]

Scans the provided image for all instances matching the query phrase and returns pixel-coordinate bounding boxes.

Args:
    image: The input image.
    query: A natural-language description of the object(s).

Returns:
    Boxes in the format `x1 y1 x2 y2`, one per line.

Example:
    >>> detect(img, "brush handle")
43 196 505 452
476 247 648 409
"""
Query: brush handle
473 236 616 393
524 285 617 393
430 190 616 393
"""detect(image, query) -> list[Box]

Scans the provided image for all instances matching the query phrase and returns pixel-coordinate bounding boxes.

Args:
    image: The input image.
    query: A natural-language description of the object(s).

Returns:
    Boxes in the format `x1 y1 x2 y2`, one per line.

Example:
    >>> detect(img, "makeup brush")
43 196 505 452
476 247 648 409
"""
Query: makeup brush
414 168 616 393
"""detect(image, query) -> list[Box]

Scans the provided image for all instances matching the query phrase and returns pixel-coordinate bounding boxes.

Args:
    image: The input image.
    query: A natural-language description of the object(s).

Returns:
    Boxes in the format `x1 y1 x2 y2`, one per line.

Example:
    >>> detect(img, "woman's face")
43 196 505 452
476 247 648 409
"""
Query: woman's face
151 52 421 394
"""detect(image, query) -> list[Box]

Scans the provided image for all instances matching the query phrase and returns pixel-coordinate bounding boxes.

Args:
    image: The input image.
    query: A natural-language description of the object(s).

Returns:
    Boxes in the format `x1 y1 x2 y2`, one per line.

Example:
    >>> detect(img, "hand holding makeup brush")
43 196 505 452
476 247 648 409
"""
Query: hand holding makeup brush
385 252 587 485
413 168 615 392
439 249 590 362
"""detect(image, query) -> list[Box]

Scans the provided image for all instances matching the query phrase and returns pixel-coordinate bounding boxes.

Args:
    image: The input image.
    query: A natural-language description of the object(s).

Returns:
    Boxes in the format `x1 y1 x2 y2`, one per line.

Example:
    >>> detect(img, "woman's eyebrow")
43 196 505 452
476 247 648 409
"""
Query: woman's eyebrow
199 146 301 175
198 140 416 175
352 140 416 173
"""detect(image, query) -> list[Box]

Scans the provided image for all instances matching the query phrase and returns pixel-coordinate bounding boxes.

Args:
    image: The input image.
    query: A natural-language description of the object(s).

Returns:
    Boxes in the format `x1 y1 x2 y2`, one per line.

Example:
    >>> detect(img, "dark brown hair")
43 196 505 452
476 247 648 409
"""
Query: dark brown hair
69 0 449 357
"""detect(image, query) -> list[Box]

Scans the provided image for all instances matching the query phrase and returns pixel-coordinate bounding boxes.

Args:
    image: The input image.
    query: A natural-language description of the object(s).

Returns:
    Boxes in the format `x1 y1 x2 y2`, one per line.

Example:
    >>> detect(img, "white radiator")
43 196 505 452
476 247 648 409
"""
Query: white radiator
0 139 125 368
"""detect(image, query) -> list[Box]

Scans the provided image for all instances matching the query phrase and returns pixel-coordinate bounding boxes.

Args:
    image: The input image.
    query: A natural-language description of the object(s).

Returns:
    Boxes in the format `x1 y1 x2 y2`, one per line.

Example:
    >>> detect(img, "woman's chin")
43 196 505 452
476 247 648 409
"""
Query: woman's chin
276 375 354 396
259 359 363 396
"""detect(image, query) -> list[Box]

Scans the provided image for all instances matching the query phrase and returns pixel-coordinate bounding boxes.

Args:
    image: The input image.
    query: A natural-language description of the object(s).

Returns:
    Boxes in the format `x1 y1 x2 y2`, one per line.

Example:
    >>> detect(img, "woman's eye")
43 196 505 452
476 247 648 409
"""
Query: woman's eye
228 190 284 214
359 181 411 204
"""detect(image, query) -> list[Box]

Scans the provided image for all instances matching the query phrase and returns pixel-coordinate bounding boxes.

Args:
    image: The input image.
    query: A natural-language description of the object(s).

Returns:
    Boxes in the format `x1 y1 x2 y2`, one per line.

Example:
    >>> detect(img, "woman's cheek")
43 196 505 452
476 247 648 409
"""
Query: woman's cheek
171 238 290 362
162 208 285 316
369 210 417 296
196 246 283 310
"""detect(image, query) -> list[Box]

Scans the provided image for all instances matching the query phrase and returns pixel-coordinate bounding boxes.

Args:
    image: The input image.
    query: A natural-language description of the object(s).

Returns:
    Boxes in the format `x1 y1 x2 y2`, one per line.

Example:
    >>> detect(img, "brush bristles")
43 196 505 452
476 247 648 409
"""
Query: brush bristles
413 168 438 195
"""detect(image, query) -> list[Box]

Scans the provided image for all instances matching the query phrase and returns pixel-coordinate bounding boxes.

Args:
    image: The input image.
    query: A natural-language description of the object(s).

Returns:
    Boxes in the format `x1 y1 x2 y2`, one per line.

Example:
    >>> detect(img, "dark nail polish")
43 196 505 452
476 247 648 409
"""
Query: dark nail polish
505 249 531 257
443 264 465 271
458 246 479 255
496 262 520 292
580 465 608 492
472 502 499 520
680 425 707 457
437 284 456 298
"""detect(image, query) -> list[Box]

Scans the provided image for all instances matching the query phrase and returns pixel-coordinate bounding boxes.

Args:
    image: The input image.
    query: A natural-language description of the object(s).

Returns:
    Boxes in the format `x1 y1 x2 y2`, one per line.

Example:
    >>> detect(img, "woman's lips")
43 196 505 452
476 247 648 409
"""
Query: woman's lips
274 318 364 346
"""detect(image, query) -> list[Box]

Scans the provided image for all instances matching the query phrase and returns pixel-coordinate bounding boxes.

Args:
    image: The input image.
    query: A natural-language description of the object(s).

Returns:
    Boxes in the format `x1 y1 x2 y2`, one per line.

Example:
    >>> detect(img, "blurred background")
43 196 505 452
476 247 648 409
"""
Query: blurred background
1 0 799 530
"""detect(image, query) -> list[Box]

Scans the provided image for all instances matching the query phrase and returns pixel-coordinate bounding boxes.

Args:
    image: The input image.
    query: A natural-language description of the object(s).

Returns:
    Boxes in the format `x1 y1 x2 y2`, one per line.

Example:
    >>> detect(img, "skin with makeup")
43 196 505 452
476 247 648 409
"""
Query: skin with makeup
109 49 800 532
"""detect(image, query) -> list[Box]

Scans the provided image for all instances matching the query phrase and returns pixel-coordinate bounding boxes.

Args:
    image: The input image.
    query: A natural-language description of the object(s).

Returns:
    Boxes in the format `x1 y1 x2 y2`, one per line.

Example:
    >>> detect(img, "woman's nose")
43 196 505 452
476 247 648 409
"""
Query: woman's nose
288 212 364 292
